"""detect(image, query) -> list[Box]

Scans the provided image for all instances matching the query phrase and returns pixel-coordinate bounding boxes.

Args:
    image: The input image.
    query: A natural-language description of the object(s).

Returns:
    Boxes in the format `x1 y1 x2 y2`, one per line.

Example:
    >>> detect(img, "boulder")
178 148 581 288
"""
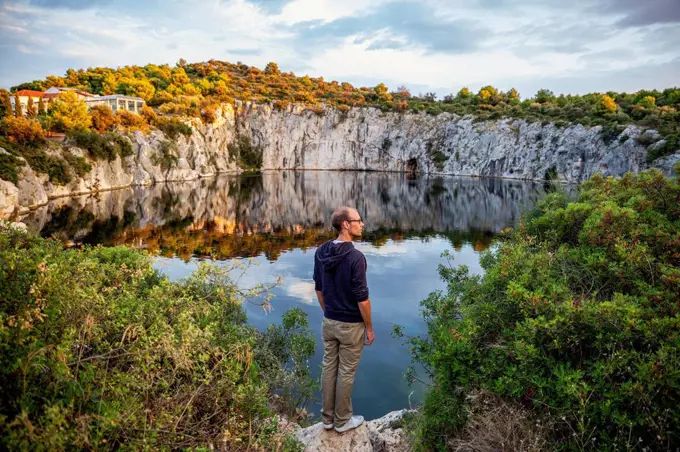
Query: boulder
295 409 414 452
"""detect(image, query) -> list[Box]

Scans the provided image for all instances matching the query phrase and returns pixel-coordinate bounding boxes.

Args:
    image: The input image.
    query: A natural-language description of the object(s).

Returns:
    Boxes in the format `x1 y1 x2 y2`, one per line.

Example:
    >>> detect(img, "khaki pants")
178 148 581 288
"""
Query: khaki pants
321 317 365 427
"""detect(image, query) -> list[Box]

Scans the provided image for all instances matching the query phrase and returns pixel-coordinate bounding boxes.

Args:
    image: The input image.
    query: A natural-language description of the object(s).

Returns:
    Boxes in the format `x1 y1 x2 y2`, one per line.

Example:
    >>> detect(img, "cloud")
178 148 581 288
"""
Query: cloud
0 0 678 94
285 278 317 304
599 0 680 27
28 0 111 9
229 47 262 56
291 2 487 56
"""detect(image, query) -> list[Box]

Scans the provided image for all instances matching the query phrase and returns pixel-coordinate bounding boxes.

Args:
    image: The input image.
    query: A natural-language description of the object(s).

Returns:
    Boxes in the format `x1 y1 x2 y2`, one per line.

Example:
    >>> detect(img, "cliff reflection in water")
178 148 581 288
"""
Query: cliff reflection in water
21 171 548 260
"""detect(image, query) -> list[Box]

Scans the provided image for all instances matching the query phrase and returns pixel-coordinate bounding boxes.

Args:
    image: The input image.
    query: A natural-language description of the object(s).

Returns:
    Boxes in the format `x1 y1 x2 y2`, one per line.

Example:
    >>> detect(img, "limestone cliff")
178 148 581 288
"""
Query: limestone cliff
1 102 678 218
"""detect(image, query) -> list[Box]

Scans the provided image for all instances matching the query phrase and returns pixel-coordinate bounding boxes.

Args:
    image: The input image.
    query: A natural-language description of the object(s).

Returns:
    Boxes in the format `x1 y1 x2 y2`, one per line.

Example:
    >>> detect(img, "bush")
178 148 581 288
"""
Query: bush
89 104 118 133
63 150 92 177
68 131 133 161
647 133 680 162
228 135 263 170
599 123 623 145
152 139 179 171
0 226 307 450
116 110 147 132
0 151 21 184
0 115 46 146
157 117 193 140
403 168 680 450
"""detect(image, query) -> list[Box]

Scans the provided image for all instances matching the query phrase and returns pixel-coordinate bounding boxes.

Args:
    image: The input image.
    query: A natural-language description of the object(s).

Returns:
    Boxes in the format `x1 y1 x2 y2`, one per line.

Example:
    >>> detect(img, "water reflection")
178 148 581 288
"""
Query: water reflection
19 171 551 420
21 172 547 259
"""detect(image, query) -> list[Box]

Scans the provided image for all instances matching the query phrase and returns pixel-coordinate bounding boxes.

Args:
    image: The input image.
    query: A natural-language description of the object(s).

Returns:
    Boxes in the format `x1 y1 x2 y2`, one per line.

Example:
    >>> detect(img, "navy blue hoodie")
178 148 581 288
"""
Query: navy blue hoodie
313 240 369 323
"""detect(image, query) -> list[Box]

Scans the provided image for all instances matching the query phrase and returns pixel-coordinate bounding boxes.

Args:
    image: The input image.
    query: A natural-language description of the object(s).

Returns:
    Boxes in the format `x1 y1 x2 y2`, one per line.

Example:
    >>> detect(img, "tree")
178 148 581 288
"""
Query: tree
507 88 520 101
374 83 389 95
600 94 617 114
13 92 22 117
26 97 37 118
264 62 280 75
637 96 656 109
38 97 46 116
10 80 44 92
0 90 12 119
395 85 411 99
535 89 555 104
457 87 472 99
0 115 45 145
89 104 118 132
51 91 91 132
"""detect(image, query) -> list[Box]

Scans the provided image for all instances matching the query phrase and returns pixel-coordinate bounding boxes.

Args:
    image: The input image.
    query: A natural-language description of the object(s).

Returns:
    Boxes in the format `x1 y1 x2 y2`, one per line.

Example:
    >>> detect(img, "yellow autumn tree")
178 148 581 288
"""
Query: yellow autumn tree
600 94 617 114
638 96 656 109
51 91 91 132
457 87 472 99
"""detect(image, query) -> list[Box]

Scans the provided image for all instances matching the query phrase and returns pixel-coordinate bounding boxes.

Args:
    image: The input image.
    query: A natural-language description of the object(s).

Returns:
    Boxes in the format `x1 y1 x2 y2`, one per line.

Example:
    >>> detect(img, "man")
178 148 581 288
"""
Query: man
313 206 374 433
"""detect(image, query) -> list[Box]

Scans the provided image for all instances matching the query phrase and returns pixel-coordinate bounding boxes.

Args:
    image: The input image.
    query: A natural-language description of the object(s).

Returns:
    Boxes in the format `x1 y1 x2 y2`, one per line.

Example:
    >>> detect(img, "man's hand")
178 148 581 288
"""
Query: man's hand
365 328 375 346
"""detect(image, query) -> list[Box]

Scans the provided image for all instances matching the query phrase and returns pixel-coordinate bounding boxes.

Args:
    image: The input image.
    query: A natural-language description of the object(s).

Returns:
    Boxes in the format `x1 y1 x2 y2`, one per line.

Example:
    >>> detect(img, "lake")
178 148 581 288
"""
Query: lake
20 171 549 421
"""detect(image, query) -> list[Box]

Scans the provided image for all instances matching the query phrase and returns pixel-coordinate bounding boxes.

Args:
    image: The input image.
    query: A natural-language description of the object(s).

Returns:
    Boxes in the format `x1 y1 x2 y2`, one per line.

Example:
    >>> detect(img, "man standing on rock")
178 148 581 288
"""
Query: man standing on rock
313 206 374 433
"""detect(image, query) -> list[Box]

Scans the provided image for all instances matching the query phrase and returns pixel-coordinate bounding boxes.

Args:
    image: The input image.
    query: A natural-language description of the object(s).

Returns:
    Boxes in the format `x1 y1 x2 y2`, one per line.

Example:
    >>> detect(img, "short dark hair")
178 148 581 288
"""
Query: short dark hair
330 206 353 232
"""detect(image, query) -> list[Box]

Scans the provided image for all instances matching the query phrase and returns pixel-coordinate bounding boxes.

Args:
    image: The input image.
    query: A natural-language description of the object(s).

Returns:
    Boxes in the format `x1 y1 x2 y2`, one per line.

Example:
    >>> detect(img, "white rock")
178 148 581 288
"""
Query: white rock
0 179 18 219
0 102 679 215
294 410 415 452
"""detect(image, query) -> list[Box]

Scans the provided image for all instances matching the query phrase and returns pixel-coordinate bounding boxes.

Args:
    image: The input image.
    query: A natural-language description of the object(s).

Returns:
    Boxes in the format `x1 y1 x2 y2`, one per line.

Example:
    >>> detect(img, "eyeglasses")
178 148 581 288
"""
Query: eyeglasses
346 218 363 223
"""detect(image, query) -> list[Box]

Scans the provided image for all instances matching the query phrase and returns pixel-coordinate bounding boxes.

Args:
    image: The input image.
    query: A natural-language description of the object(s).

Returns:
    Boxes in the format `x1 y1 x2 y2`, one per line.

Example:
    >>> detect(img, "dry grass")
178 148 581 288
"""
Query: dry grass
449 391 554 452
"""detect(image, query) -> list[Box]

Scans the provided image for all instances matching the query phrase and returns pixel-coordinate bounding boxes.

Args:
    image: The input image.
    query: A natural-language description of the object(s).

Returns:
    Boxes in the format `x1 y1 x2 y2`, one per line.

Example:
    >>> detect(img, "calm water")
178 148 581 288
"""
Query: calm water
21 171 549 420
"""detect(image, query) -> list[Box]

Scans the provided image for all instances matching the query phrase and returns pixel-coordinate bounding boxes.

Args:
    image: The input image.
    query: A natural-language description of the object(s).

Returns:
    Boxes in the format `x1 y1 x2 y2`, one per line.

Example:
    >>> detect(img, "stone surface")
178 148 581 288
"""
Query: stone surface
295 410 414 452
1 102 678 215
0 179 18 219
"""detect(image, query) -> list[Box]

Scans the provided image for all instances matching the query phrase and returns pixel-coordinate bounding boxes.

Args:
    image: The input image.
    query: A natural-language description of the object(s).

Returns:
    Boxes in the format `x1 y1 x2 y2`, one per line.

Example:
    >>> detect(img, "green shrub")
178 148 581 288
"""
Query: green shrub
0 137 71 185
152 139 179 171
402 168 680 451
647 133 679 162
0 226 307 451
228 135 263 170
599 123 624 144
636 132 659 146
68 131 134 161
0 151 21 184
158 117 193 140
63 150 92 177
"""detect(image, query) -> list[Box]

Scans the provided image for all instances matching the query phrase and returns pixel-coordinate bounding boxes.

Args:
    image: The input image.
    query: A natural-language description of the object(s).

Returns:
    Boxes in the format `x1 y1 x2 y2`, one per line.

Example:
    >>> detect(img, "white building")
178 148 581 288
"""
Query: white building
9 90 44 115
84 95 145 113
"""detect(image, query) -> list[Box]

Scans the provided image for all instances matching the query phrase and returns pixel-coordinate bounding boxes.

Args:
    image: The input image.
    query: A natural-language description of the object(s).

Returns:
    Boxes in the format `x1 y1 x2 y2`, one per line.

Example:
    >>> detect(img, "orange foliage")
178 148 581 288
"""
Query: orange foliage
116 110 148 132
0 115 45 145
89 105 118 132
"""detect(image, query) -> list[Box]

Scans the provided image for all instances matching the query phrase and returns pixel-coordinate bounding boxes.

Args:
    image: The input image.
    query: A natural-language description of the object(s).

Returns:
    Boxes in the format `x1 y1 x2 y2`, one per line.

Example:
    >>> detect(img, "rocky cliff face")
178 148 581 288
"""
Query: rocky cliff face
1 102 678 218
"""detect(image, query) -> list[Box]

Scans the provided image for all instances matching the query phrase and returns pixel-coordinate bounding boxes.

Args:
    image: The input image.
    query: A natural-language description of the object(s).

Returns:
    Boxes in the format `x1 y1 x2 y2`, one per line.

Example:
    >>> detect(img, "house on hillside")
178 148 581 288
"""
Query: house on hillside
84 95 146 114
11 87 146 115
10 90 45 115
42 87 94 102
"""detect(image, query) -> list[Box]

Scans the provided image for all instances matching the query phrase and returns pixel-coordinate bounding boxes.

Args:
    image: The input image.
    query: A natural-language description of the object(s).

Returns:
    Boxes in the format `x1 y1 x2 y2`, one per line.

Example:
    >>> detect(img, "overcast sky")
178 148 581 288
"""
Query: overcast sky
1 0 679 97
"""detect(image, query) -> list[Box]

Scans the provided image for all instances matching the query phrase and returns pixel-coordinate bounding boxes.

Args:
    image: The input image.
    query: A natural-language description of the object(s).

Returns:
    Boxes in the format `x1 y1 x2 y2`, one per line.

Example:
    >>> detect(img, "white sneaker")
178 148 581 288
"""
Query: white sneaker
334 415 364 433
323 422 333 430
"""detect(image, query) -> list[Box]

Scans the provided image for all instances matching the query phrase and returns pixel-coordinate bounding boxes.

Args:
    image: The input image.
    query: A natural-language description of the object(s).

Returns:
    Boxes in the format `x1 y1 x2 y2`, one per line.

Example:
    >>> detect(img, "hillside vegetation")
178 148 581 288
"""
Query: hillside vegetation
399 166 680 450
0 59 679 186
0 225 315 450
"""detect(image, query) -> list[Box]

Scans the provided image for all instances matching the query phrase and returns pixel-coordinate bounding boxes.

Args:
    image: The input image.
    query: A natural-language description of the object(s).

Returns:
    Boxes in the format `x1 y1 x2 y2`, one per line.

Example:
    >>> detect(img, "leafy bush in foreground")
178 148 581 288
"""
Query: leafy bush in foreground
403 166 680 450
0 226 307 451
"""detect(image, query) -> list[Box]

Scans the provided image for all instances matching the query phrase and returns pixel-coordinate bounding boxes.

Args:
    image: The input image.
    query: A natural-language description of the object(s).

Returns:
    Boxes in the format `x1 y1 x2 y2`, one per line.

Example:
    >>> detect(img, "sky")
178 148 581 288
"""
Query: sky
0 0 679 97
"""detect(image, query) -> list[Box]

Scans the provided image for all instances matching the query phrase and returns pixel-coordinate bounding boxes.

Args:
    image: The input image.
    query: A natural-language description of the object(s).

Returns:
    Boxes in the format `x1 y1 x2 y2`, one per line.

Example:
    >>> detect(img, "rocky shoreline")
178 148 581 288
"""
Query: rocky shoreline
1 101 679 219
282 409 415 452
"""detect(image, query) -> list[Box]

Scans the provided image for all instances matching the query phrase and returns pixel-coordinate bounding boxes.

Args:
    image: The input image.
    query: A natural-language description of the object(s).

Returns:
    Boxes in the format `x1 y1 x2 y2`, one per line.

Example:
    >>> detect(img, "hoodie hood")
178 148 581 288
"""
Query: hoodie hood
318 241 355 273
